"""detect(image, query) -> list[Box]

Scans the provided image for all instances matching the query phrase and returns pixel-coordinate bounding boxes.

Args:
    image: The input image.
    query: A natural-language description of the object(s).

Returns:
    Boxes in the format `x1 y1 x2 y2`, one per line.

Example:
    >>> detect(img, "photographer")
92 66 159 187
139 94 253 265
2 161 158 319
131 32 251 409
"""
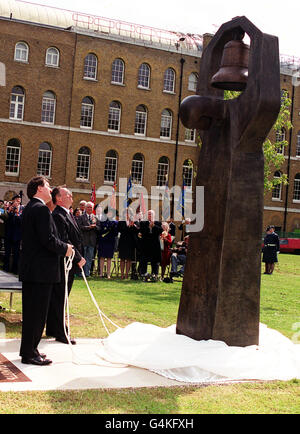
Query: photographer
170 235 189 278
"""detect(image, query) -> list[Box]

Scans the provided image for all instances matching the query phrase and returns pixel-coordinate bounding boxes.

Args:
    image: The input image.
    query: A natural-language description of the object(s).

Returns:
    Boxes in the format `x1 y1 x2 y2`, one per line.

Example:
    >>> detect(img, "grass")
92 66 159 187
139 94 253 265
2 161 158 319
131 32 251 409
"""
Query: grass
0 253 299 414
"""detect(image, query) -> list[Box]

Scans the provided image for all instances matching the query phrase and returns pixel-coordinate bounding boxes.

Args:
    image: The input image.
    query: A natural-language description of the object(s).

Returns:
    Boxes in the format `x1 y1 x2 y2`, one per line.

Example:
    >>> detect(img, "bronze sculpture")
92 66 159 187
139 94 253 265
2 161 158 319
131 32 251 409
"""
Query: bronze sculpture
176 16 281 346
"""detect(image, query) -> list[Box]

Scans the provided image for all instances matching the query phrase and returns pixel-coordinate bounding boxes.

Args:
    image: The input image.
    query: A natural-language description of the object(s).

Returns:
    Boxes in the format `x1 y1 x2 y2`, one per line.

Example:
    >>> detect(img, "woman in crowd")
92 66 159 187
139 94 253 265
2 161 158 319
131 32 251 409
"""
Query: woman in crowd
160 221 172 279
98 210 119 279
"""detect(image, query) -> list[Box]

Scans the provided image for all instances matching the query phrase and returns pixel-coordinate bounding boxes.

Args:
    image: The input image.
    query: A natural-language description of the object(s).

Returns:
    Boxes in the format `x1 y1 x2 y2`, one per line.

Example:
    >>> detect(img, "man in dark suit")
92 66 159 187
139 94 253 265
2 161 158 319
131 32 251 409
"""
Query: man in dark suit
78 202 99 277
138 210 162 280
46 186 86 344
19 176 73 366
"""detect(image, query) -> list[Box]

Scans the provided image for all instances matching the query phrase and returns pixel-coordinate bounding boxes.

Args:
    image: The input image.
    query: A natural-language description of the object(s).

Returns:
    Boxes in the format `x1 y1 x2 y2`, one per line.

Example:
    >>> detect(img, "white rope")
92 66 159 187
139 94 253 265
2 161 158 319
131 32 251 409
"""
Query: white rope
81 267 121 335
62 251 123 366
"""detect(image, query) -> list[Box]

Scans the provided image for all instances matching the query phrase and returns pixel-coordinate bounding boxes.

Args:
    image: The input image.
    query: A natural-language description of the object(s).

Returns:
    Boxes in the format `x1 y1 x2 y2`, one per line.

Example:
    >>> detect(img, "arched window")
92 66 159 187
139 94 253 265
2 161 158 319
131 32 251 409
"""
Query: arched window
37 142 52 177
80 96 94 128
5 138 21 176
296 131 300 157
76 146 90 181
9 86 25 120
157 156 169 186
131 153 144 185
163 68 175 92
134 105 147 135
160 109 172 139
138 63 150 89
104 150 118 183
188 72 198 91
14 42 29 62
293 173 300 201
41 91 56 124
183 159 193 189
108 101 121 132
111 58 124 84
45 47 59 67
84 53 97 80
272 171 282 200
275 128 286 154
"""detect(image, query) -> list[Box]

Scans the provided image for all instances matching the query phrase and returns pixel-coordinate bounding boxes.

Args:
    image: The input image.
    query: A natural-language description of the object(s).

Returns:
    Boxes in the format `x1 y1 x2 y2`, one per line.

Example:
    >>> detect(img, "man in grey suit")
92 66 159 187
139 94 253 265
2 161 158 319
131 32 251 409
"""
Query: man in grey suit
46 186 86 344
78 201 99 277
19 176 73 366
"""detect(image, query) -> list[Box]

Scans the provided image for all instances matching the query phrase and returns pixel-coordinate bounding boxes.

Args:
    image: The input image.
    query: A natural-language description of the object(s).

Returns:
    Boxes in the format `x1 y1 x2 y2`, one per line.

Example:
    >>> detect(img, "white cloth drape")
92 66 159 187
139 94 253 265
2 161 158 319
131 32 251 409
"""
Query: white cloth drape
96 322 300 383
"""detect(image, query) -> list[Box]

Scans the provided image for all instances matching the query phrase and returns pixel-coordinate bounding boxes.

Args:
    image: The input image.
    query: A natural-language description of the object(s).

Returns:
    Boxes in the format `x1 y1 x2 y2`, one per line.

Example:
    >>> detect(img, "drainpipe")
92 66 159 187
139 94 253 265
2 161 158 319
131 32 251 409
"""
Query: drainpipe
283 83 295 233
172 56 185 217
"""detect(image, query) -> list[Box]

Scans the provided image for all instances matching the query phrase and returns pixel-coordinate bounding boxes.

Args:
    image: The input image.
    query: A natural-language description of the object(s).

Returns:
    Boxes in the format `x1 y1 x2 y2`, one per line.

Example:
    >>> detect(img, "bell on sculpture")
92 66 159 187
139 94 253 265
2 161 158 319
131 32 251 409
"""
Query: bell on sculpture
211 39 249 91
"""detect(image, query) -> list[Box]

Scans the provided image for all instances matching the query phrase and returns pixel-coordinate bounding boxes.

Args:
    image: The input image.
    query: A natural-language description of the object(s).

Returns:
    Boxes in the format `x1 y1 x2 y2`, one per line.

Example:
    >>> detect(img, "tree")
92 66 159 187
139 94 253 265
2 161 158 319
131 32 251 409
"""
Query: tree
224 90 292 193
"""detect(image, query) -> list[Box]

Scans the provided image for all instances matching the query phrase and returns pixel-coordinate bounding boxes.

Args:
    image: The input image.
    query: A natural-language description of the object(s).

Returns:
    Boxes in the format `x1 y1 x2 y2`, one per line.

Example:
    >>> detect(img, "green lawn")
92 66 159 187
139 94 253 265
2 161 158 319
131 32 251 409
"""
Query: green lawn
0 253 299 414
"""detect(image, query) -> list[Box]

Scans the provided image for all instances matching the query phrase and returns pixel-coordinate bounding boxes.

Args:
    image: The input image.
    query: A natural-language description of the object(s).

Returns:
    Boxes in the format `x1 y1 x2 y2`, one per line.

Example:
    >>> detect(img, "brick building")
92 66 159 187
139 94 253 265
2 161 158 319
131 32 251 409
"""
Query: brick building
0 0 300 232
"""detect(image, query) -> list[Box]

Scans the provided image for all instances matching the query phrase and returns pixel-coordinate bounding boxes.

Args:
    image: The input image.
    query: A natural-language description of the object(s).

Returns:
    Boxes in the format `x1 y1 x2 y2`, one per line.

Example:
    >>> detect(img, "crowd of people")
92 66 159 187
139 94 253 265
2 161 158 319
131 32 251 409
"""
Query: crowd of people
0 190 190 283
70 200 189 282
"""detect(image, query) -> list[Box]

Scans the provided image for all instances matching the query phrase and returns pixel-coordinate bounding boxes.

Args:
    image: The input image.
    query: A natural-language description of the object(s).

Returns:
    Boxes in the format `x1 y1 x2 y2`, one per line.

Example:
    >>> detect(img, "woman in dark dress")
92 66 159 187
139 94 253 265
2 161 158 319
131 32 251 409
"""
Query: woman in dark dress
118 212 138 279
98 213 118 278
262 225 280 274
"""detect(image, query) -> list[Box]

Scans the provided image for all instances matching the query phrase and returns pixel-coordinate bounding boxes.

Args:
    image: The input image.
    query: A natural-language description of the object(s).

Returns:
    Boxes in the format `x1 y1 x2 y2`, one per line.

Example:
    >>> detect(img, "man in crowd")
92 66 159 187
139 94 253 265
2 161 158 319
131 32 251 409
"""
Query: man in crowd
46 186 85 345
170 235 189 278
19 176 73 366
79 200 87 214
138 209 162 280
78 201 99 277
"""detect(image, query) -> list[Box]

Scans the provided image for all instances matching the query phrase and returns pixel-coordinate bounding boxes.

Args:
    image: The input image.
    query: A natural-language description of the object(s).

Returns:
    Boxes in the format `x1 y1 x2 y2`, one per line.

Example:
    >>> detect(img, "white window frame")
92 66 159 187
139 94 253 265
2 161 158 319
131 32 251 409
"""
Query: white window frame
5 140 21 176
104 151 118 183
83 53 97 80
185 128 196 142
131 154 144 185
108 101 121 132
183 160 193 190
293 175 300 202
111 58 124 85
296 132 300 157
188 73 198 91
14 42 29 62
37 143 52 178
275 128 285 155
163 68 175 93
41 91 56 124
160 109 172 139
45 47 59 67
156 157 169 187
272 172 282 201
138 63 150 89
9 87 25 121
80 97 94 129
134 105 147 136
76 147 90 181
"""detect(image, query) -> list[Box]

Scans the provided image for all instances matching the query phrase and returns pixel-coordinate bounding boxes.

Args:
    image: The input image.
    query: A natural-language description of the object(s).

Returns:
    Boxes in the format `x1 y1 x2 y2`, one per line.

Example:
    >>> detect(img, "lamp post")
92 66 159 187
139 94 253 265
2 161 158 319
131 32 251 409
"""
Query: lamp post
172 38 185 218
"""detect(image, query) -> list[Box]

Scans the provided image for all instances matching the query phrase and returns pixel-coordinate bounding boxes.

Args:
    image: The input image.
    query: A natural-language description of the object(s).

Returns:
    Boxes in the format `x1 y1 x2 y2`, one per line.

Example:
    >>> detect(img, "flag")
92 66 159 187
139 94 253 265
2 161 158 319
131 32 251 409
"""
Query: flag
177 177 185 218
136 191 146 217
123 175 132 209
109 181 117 211
90 183 96 204
90 183 96 214
162 178 170 221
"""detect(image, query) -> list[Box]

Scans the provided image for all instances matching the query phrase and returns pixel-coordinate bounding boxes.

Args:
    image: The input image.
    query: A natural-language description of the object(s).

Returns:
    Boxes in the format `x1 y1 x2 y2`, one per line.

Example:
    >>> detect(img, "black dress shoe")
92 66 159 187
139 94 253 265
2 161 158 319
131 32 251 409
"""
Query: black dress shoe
56 336 76 345
21 355 52 366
